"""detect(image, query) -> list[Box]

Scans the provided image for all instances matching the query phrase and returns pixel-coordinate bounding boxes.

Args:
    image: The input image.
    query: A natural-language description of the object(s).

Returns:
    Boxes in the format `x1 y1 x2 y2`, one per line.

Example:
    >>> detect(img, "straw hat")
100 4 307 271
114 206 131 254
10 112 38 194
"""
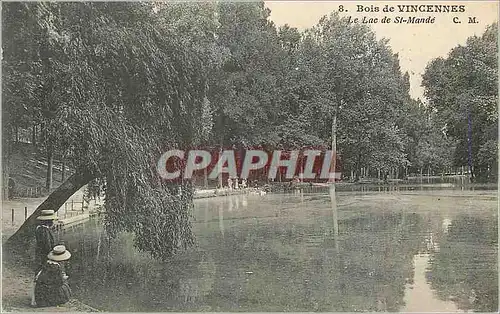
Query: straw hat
36 209 58 221
47 245 71 262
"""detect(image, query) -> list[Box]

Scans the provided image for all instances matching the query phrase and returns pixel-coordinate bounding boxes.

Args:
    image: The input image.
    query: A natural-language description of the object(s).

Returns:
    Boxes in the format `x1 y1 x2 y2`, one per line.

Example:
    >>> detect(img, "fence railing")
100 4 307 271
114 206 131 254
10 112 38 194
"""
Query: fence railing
12 186 46 198
9 198 104 225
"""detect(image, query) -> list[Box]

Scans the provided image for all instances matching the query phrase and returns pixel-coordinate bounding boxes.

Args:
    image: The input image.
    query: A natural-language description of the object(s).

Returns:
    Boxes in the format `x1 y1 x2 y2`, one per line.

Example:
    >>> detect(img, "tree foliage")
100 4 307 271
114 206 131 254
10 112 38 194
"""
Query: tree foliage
422 23 498 181
5 2 492 258
4 2 211 259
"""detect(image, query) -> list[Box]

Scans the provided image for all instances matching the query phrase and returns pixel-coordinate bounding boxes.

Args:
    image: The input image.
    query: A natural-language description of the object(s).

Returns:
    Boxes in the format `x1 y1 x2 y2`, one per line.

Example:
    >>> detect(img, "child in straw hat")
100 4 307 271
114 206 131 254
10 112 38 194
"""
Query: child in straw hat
34 209 58 272
31 209 58 307
33 245 72 307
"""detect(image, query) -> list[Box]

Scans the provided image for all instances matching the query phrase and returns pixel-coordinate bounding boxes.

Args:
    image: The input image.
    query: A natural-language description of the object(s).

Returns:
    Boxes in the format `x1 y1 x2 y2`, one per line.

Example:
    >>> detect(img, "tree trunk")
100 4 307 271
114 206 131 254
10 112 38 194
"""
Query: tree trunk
467 108 474 183
218 146 223 188
61 159 66 182
46 150 54 191
2 131 10 200
6 170 95 249
330 110 337 183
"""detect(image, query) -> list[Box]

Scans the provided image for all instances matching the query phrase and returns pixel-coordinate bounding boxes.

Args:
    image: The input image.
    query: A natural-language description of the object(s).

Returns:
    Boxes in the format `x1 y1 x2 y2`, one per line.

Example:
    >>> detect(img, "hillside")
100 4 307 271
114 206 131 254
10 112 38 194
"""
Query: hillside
5 142 69 199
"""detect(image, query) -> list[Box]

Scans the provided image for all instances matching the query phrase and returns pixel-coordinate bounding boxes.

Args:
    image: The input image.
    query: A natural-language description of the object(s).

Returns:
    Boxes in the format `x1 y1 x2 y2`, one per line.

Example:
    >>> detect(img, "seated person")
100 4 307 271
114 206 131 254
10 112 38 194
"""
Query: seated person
33 245 72 307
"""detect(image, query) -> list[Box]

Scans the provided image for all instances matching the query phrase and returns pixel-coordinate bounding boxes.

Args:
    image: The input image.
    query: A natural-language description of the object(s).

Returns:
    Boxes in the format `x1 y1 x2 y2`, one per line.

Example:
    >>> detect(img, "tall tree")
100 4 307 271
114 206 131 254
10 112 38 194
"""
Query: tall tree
422 23 498 182
4 2 215 259
297 13 413 179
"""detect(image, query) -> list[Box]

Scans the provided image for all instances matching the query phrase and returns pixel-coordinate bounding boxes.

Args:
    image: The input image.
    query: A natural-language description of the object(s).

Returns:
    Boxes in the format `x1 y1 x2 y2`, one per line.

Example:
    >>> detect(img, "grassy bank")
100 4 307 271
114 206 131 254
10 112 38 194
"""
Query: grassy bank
2 247 100 312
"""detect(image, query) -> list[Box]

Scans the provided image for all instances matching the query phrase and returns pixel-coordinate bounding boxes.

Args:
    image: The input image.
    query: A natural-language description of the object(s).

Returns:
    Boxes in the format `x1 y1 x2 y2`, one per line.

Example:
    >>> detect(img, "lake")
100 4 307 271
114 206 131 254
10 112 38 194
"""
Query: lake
59 189 498 312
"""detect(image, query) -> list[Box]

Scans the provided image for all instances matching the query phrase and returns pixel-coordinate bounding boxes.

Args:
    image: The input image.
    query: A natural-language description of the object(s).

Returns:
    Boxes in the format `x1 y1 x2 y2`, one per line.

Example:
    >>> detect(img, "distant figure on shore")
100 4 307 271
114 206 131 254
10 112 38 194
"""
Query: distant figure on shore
288 176 300 190
33 245 72 307
234 177 239 190
241 178 247 189
227 178 233 190
35 210 57 273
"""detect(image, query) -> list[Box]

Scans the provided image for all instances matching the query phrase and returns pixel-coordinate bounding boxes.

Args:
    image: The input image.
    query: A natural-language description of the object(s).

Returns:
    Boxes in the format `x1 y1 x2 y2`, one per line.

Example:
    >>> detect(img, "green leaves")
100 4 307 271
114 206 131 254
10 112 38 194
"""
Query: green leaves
3 2 212 258
7 2 491 259
422 23 498 181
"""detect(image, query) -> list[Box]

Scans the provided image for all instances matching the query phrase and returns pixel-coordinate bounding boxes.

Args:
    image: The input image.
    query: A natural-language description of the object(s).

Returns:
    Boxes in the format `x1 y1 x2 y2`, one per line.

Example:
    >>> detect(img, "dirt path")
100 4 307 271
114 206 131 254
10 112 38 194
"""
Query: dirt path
2 187 100 238
2 256 99 312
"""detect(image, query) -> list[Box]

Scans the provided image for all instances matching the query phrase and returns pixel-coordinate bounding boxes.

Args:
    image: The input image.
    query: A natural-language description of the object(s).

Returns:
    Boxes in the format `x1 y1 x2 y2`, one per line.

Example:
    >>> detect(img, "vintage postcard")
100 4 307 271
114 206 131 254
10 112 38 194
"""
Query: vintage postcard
2 0 498 312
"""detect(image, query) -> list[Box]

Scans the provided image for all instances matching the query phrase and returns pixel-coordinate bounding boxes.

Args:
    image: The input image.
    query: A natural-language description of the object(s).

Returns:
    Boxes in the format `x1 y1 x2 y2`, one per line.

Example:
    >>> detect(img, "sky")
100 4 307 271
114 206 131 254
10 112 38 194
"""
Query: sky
265 1 498 100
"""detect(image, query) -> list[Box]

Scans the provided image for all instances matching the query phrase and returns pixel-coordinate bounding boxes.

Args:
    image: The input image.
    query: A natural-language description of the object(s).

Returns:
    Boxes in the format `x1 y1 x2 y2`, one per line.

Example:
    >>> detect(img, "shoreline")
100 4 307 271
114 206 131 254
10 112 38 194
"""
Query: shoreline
193 187 252 199
1 257 100 312
2 188 496 312
0 189 252 313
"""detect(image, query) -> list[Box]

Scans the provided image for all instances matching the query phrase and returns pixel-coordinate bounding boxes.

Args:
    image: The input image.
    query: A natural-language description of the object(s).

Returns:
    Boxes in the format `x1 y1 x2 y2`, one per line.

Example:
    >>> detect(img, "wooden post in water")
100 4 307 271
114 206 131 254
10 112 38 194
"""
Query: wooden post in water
24 207 28 221
329 185 339 252
11 209 14 225
330 108 339 252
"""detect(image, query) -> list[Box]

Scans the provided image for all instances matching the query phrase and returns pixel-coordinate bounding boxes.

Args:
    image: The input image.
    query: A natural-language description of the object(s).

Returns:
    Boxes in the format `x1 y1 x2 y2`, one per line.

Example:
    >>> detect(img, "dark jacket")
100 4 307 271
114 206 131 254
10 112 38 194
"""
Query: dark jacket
34 260 71 307
35 225 55 271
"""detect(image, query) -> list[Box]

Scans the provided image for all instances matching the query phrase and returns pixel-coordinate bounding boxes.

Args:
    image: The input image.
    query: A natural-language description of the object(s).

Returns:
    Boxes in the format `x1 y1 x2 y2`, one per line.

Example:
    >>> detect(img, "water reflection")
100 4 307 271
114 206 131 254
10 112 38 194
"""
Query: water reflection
177 252 216 304
329 184 339 251
60 192 497 312
218 202 224 237
427 216 498 312
403 253 459 312
442 218 453 234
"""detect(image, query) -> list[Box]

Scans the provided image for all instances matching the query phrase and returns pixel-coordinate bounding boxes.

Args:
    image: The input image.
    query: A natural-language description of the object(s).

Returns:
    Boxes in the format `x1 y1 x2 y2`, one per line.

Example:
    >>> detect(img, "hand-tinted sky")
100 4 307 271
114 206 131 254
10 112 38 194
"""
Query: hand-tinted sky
265 1 498 100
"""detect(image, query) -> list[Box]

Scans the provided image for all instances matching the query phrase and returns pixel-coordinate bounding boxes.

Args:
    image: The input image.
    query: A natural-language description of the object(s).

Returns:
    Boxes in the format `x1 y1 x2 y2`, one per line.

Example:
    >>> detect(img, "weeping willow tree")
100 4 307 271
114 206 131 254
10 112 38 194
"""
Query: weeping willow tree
4 2 223 260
